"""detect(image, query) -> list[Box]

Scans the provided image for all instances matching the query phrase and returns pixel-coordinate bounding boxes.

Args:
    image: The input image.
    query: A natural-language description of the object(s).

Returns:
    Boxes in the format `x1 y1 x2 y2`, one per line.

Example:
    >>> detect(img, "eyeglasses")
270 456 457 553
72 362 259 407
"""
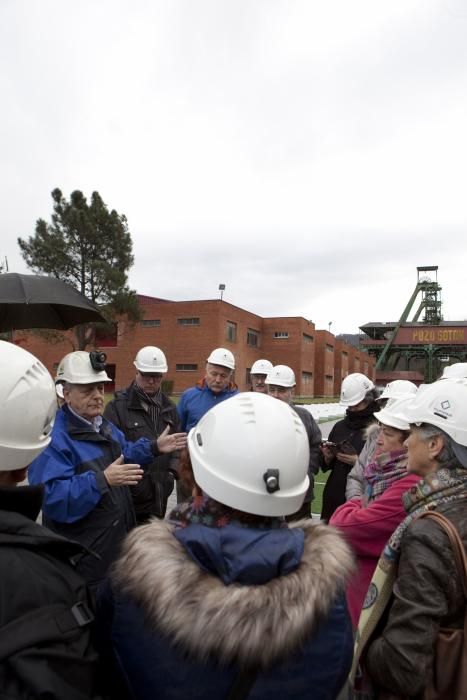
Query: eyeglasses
138 372 163 380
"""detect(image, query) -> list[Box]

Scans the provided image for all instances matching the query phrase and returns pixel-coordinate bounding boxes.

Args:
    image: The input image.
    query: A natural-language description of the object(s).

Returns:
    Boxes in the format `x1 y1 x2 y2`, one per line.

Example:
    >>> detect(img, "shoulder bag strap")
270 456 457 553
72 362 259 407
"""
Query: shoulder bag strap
418 510 467 599
0 601 94 661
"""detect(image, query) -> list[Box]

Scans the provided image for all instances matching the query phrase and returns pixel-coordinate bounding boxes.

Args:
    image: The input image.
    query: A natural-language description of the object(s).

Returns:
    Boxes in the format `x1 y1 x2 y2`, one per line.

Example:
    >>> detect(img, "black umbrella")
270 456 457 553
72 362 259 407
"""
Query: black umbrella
0 273 107 332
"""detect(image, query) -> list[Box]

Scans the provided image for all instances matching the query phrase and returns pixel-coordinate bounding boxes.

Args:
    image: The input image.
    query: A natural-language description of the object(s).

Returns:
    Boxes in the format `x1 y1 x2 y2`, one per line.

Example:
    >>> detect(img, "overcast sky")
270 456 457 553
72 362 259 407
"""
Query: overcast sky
1 0 466 335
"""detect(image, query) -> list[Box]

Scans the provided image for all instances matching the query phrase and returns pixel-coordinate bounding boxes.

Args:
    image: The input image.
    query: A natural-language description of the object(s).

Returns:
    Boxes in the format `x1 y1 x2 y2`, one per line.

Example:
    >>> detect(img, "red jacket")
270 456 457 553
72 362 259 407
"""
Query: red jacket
330 473 420 627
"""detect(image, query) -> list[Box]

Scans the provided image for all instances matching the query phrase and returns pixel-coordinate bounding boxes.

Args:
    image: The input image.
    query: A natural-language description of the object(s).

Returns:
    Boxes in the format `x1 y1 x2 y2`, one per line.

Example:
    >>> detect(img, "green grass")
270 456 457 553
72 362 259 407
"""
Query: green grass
312 469 330 516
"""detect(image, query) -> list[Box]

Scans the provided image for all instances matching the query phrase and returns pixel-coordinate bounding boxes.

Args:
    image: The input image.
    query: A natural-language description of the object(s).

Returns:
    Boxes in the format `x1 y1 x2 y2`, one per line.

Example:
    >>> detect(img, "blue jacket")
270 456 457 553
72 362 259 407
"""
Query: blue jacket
97 520 354 700
28 406 155 588
177 381 238 432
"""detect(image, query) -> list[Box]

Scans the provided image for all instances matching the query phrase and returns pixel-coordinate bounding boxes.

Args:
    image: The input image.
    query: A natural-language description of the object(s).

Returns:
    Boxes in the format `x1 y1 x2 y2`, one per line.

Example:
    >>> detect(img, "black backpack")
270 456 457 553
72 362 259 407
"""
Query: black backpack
0 532 103 699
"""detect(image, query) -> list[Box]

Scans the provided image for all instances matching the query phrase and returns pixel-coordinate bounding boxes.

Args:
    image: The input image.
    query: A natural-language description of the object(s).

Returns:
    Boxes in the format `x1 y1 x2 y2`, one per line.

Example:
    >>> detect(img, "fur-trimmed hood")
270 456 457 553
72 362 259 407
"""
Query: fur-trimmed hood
364 421 381 442
111 519 354 668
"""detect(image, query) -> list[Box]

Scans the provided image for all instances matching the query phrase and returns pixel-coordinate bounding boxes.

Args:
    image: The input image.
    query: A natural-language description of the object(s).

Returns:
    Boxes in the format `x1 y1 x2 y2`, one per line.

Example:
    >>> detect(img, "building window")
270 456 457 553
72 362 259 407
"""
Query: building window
325 374 334 383
177 317 200 326
274 331 289 339
247 328 260 347
245 368 251 384
302 371 313 383
342 351 348 358
176 364 198 371
303 334 314 344
141 319 160 327
226 321 237 342
325 344 334 353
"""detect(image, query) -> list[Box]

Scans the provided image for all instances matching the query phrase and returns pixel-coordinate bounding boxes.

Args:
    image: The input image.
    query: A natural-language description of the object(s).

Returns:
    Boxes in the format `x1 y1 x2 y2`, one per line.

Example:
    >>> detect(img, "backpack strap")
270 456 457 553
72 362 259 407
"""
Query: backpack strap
0 601 94 661
418 510 467 598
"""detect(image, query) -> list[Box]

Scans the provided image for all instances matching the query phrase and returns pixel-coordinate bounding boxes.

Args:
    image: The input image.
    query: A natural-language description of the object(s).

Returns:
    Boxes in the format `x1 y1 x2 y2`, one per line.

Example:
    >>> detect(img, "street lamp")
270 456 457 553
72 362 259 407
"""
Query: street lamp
219 283 225 301
328 321 333 333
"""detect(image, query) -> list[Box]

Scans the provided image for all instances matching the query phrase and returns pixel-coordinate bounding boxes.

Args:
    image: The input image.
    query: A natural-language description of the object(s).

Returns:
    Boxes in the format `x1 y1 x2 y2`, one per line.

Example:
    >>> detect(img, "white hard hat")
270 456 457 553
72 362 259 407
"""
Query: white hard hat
399 379 467 450
250 359 273 376
206 347 235 370
265 365 296 388
374 397 412 431
55 351 111 384
0 340 57 471
188 393 309 516
340 373 375 407
440 363 467 380
134 346 168 373
378 379 418 401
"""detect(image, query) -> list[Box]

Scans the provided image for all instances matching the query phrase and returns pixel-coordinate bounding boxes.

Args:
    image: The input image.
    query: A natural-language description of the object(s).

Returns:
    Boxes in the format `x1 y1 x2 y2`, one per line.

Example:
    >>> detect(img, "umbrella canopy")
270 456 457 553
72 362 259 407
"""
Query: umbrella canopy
0 273 107 332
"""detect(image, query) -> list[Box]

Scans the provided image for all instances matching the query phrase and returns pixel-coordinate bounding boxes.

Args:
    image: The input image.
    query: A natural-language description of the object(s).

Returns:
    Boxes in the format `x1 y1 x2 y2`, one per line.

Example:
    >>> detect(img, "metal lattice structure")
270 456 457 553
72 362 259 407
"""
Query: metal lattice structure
360 266 467 383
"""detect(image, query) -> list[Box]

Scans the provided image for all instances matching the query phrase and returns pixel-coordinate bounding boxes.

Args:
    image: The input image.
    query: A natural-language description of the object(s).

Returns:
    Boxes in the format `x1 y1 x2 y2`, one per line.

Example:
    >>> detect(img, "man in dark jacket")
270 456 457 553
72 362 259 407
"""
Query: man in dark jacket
104 346 184 522
29 350 187 591
265 365 322 519
0 340 101 699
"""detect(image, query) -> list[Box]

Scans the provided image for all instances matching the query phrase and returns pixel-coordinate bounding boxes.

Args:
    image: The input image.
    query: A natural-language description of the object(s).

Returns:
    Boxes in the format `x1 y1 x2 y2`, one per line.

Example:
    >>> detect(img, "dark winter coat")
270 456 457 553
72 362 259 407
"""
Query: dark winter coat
320 404 377 521
366 500 467 697
97 519 354 700
28 405 156 589
292 404 322 503
0 485 101 699
104 384 180 521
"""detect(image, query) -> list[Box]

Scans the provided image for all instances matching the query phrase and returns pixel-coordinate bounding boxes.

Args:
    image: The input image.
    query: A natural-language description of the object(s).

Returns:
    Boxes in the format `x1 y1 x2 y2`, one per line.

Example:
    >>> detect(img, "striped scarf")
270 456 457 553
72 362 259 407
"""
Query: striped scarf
134 383 162 429
364 449 408 504
351 465 467 698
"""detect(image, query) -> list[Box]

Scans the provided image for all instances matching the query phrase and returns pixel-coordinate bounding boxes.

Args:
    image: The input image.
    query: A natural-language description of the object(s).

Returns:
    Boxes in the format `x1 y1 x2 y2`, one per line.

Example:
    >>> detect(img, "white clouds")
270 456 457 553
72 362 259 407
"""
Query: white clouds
1 0 466 335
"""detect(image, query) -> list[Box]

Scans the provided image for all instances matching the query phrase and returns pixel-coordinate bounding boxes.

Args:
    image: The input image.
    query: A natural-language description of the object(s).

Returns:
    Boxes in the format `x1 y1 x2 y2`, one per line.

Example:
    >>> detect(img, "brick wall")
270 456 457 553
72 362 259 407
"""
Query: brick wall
11 296 373 397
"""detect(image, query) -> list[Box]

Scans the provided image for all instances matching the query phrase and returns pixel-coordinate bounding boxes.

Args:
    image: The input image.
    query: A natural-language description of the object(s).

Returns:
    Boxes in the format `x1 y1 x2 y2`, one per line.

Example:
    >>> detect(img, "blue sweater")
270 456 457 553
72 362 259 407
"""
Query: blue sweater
177 382 238 432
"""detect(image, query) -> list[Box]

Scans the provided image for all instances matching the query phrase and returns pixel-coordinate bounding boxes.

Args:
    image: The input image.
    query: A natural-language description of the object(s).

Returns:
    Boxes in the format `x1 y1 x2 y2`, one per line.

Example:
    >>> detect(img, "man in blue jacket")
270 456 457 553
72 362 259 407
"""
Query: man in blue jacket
177 347 238 432
29 351 186 591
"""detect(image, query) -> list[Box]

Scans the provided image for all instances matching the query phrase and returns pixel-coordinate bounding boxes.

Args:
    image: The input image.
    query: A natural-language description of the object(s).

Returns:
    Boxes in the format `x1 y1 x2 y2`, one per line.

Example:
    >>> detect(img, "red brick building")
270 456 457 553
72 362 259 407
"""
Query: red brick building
13 294 375 397
314 330 335 397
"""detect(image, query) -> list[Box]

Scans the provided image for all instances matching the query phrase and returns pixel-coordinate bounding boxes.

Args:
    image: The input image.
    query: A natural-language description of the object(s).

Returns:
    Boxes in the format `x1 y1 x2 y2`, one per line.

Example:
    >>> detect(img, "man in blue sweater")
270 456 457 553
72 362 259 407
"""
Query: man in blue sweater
177 347 238 432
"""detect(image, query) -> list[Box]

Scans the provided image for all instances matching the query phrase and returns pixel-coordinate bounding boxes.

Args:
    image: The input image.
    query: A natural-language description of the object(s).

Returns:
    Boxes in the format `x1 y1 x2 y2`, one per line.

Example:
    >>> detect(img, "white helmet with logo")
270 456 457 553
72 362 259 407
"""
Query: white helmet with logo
378 379 418 401
340 373 375 407
440 363 467 380
399 379 467 447
189 393 309 516
265 365 296 388
0 340 57 471
134 346 168 373
55 351 111 384
250 359 273 376
374 397 412 431
206 347 235 370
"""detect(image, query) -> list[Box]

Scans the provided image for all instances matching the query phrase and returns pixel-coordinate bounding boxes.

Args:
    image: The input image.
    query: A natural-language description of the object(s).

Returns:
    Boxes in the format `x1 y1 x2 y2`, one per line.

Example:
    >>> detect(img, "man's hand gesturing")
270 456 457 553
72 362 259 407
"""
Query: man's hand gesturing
156 425 188 454
104 455 143 486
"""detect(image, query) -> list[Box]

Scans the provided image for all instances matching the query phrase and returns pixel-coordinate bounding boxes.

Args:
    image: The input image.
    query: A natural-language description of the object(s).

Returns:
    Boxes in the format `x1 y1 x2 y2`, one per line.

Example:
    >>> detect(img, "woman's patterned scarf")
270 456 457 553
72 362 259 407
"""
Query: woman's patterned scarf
351 465 467 698
169 492 286 530
363 449 408 504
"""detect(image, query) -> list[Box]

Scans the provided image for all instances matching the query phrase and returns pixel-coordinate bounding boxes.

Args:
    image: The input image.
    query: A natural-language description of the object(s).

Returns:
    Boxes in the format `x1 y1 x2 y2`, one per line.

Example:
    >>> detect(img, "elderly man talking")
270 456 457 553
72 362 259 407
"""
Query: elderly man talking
28 350 186 591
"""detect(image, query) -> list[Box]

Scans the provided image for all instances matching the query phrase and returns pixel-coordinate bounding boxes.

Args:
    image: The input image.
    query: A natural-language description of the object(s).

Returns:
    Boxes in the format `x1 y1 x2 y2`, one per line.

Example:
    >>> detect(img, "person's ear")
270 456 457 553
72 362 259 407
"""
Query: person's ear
427 433 444 461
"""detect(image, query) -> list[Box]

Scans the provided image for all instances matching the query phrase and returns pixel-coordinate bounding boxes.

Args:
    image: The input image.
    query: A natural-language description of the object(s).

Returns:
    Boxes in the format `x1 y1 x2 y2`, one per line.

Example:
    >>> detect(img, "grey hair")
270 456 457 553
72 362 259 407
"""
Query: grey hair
415 424 458 468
